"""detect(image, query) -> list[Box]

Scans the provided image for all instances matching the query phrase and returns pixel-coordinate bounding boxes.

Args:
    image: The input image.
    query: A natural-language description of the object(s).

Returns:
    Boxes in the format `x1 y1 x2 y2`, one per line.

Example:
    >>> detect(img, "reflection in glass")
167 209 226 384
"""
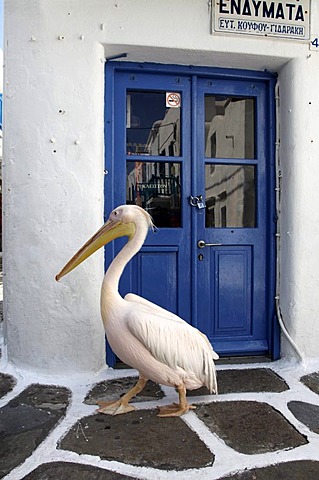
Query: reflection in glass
126 91 181 156
204 96 255 159
205 164 256 228
127 161 181 227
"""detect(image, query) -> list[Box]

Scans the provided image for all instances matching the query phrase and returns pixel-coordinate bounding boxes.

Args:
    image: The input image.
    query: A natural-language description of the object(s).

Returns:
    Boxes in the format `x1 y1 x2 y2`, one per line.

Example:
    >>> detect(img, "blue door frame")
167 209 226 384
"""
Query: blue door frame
104 62 279 366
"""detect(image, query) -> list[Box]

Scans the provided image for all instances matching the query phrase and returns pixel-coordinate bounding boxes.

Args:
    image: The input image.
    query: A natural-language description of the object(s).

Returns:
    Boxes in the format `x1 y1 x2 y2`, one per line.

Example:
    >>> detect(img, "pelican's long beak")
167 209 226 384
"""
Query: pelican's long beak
55 219 135 281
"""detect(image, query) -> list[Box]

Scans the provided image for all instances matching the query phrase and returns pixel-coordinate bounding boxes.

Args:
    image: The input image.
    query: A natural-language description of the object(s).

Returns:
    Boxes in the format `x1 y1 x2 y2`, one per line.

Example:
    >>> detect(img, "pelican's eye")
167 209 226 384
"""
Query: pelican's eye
112 209 122 219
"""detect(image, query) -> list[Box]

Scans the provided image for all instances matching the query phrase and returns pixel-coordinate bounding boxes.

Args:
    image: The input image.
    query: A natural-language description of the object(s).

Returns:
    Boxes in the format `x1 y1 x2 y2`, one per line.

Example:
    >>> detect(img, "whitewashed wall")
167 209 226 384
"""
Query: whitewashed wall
3 0 319 373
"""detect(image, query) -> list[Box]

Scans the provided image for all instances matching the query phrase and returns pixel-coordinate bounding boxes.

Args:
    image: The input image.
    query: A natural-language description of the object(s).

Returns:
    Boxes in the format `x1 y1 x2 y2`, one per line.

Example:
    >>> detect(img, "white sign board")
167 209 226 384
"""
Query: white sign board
214 0 310 40
166 92 181 108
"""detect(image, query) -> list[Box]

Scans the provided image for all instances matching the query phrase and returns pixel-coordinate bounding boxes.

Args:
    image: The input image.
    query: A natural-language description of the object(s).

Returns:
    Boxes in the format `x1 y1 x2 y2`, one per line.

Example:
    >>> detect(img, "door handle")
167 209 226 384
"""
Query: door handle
197 240 222 248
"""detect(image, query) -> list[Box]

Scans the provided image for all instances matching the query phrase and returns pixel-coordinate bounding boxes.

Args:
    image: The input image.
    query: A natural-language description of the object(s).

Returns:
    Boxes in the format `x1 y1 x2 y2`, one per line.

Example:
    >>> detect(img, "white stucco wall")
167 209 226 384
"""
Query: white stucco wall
3 0 319 372
279 56 319 358
0 49 3 93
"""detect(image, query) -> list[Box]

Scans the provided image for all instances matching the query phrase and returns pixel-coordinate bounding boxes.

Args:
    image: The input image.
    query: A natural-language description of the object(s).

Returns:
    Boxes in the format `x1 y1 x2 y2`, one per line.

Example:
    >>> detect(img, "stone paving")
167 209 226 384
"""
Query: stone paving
1 360 319 479
0 384 71 478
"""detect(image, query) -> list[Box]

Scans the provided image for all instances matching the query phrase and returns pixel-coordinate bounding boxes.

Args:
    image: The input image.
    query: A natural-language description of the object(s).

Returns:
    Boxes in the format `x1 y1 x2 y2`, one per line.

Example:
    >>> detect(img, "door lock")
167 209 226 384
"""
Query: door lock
197 240 222 248
189 195 206 210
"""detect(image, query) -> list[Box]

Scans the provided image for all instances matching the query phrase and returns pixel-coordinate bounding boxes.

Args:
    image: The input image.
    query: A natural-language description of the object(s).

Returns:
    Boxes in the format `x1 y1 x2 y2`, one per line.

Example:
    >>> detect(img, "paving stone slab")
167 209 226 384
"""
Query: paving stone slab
219 460 319 479
0 373 16 399
22 461 136 480
196 401 307 454
0 384 71 479
188 368 288 396
288 400 319 434
59 409 214 471
300 371 319 395
85 377 164 405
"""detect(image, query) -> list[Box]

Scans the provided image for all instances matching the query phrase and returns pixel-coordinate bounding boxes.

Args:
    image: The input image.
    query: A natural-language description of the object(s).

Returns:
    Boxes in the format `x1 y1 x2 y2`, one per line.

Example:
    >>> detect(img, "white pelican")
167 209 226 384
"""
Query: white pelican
56 205 218 417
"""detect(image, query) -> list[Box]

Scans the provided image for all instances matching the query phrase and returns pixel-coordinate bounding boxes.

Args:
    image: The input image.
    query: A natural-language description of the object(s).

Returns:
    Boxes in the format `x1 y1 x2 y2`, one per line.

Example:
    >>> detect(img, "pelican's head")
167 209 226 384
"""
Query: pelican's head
55 205 154 281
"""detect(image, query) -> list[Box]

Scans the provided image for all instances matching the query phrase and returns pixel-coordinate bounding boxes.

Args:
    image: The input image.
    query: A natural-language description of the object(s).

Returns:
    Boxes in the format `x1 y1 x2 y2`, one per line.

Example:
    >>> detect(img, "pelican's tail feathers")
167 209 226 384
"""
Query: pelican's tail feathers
203 350 218 395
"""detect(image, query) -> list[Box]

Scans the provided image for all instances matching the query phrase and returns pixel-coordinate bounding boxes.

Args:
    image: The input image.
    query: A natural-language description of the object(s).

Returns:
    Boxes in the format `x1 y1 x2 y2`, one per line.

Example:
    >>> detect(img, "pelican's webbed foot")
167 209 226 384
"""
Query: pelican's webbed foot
96 376 147 416
97 400 136 415
157 402 196 417
157 383 196 417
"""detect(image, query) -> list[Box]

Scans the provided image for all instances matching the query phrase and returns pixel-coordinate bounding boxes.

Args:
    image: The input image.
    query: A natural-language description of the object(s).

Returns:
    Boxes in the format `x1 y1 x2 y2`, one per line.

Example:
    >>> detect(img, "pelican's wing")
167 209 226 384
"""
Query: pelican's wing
126 306 218 393
125 293 218 359
124 293 185 324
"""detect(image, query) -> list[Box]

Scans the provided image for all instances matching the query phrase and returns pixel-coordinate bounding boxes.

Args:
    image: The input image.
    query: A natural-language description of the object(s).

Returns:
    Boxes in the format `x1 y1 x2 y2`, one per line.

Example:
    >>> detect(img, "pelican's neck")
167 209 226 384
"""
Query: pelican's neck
102 222 148 301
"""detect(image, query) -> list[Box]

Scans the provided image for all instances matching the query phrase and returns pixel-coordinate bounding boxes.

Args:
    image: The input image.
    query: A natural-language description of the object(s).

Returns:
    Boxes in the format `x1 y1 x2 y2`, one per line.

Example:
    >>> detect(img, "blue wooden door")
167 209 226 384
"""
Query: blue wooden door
194 79 273 356
110 71 192 325
105 64 277 364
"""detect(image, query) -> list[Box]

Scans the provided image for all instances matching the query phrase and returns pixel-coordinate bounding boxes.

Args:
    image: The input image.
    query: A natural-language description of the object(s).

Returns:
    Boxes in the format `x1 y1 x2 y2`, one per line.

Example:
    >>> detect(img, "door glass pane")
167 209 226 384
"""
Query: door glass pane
205 164 256 228
126 91 181 156
127 161 181 227
204 96 255 159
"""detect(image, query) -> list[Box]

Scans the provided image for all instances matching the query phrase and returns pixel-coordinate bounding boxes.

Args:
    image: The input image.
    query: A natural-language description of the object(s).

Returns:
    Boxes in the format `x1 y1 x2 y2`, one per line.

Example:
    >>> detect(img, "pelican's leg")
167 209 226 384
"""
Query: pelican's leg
157 384 196 417
97 377 147 415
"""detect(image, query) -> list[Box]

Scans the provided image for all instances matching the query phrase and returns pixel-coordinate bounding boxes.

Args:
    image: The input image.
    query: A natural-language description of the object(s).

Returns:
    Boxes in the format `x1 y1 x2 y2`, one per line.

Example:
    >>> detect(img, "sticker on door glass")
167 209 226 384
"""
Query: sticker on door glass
166 92 181 108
